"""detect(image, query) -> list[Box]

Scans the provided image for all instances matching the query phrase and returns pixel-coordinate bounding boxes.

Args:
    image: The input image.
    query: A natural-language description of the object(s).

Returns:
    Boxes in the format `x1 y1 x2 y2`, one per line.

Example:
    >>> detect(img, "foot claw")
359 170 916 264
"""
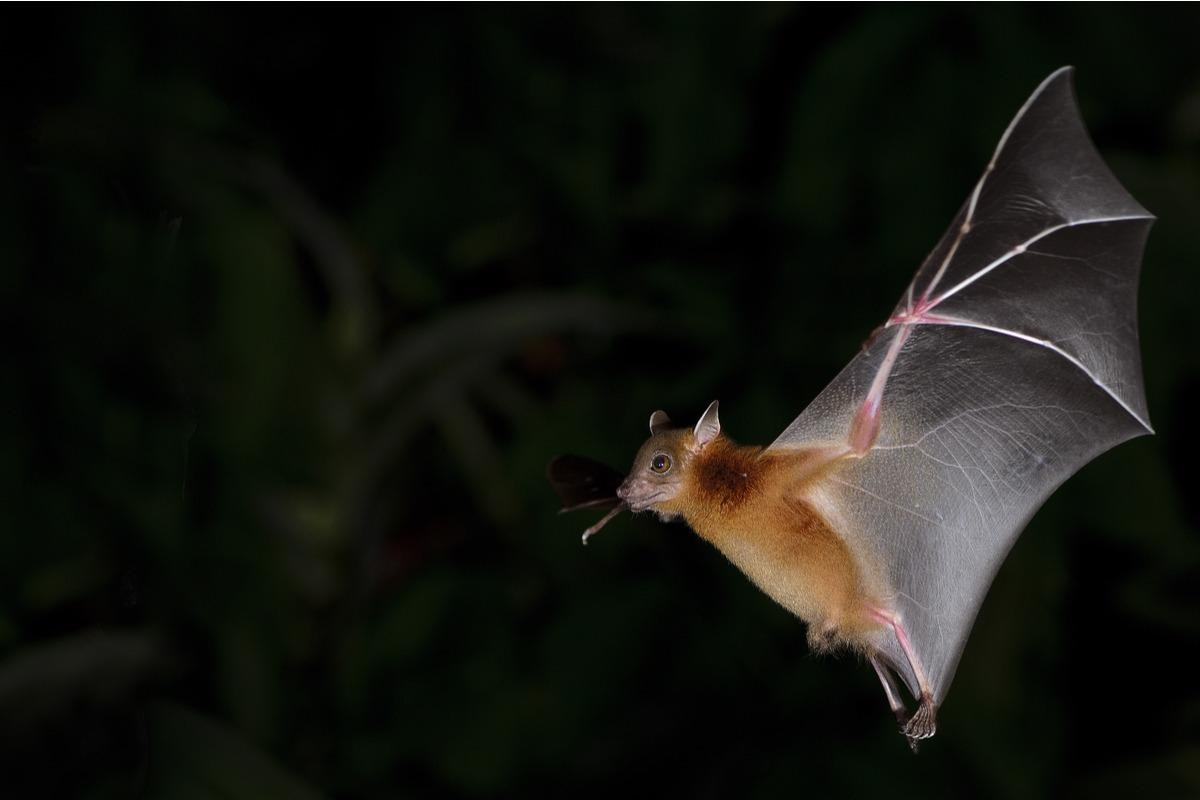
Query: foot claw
901 695 937 750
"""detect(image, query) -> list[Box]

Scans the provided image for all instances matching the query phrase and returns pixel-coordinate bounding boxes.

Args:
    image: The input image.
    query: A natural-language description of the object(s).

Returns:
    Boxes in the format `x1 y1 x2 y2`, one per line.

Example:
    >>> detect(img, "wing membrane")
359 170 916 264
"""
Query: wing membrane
770 67 1152 702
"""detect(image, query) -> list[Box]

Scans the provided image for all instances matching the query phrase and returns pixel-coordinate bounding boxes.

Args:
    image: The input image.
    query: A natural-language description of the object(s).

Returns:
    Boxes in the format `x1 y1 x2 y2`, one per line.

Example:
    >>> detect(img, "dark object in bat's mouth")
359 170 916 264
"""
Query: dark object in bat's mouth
546 455 624 511
547 454 628 544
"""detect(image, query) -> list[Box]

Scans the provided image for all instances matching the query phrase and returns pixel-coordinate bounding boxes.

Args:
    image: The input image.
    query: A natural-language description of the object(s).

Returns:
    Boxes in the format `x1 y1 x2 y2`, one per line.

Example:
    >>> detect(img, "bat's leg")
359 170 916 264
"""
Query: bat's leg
870 654 927 753
868 606 938 745
869 654 909 724
851 324 937 743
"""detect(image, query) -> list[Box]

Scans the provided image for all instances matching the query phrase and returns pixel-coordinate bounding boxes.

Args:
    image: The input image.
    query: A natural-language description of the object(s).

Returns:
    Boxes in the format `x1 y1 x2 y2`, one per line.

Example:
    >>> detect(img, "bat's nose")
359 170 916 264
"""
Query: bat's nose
616 482 629 501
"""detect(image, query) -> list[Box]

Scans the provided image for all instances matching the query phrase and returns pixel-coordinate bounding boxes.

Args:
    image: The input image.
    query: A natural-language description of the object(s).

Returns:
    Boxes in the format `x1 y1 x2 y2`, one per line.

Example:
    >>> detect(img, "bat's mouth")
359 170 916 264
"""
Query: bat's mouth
625 493 667 513
616 480 668 513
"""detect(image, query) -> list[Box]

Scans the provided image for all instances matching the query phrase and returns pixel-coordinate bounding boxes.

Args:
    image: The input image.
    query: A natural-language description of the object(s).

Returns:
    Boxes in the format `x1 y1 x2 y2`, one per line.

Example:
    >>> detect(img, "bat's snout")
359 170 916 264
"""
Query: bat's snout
615 477 667 513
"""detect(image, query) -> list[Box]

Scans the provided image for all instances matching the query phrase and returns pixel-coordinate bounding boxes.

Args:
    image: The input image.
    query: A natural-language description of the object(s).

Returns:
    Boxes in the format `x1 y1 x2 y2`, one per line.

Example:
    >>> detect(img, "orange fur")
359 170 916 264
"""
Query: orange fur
658 435 884 650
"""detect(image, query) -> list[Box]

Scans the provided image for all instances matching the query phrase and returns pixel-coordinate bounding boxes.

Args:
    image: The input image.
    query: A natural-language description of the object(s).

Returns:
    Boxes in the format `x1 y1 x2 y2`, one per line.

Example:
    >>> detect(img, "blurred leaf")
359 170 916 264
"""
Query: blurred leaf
0 631 165 735
362 291 652 405
146 701 325 800
1075 744 1200 799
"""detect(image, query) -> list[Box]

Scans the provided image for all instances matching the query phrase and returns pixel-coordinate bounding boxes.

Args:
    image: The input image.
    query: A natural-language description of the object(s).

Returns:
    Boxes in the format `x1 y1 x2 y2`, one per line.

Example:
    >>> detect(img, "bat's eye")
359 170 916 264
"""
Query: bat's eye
650 453 672 474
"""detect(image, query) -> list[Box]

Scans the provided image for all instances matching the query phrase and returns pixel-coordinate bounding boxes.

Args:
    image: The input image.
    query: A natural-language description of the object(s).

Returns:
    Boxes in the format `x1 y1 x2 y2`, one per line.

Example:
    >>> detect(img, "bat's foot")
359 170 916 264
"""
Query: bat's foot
894 706 921 752
901 694 937 752
865 608 937 752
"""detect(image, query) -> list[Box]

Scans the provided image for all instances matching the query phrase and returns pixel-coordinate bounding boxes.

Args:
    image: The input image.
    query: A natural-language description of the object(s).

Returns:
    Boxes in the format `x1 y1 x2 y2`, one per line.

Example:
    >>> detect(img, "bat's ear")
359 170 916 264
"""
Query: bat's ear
692 400 720 449
649 410 672 435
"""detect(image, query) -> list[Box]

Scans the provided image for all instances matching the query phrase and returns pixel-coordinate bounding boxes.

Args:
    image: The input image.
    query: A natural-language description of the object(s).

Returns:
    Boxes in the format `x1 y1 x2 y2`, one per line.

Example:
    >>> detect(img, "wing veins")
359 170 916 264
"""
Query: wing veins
919 67 1073 301
927 215 1151 311
901 316 1152 433
827 475 946 528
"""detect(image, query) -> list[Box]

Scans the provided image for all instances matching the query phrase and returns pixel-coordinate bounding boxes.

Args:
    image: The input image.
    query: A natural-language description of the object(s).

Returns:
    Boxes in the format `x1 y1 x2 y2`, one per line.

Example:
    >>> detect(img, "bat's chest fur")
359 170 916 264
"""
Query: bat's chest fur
684 447 875 645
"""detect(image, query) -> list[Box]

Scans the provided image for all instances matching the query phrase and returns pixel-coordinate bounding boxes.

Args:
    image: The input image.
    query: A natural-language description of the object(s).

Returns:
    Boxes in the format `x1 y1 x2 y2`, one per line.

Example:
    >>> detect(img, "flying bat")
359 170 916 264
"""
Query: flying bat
548 67 1153 750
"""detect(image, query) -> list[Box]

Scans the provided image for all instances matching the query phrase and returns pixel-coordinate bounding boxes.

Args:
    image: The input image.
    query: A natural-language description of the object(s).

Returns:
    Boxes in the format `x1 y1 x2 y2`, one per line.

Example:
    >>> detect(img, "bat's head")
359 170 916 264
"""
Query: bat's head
547 401 722 545
618 400 721 519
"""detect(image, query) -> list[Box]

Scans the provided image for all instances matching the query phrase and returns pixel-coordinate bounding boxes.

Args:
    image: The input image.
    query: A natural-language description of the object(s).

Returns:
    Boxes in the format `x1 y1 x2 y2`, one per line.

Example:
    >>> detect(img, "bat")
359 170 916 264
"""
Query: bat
548 67 1153 750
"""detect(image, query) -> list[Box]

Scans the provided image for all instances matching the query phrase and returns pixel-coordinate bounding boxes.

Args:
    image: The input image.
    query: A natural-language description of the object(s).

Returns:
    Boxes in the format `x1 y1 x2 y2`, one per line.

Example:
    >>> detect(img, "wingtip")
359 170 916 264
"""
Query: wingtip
991 67 1083 166
1035 65 1076 98
1129 409 1154 436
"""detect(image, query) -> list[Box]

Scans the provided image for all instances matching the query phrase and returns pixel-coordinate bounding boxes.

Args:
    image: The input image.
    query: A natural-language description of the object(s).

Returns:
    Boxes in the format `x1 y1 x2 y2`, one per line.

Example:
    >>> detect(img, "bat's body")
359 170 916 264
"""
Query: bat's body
645 437 886 650
548 67 1153 750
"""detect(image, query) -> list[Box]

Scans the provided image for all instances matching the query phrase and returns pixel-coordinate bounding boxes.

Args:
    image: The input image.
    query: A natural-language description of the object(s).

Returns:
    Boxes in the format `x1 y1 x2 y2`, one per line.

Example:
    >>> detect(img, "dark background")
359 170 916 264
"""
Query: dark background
3 5 1199 798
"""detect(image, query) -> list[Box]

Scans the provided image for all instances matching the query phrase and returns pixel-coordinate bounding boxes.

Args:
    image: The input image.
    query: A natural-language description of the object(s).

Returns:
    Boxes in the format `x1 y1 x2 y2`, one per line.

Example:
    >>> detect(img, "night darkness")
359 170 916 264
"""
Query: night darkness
3 6 1200 799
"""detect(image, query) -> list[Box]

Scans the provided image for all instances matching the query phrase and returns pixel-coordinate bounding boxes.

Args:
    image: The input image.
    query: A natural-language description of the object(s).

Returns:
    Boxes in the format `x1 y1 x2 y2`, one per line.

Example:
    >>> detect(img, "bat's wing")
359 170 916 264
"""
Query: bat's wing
768 67 1153 704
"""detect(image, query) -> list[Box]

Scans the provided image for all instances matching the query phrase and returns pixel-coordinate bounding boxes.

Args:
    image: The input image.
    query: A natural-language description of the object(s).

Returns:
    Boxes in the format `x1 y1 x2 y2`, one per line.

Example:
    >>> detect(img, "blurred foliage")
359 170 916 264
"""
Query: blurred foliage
2 5 1200 798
